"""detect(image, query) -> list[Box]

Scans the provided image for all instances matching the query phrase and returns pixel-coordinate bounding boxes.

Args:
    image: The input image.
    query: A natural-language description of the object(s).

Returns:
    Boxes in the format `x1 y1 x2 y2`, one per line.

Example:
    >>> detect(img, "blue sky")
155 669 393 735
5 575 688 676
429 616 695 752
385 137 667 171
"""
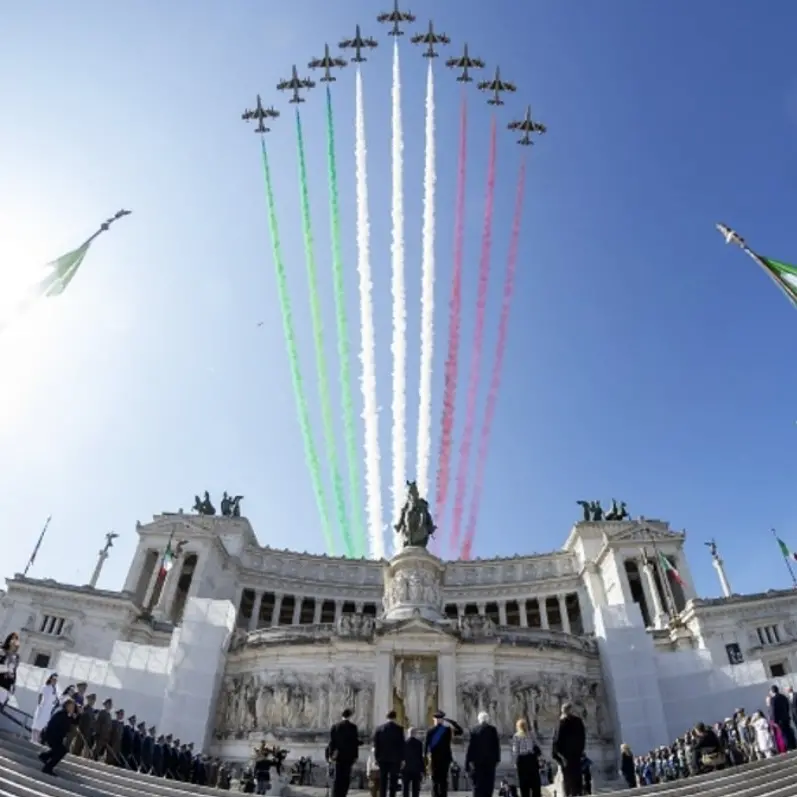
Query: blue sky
0 1 795 600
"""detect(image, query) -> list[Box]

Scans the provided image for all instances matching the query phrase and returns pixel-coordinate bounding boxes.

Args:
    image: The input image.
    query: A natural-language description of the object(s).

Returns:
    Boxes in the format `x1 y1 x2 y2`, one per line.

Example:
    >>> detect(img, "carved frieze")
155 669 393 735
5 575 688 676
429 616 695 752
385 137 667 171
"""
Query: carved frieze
216 668 374 736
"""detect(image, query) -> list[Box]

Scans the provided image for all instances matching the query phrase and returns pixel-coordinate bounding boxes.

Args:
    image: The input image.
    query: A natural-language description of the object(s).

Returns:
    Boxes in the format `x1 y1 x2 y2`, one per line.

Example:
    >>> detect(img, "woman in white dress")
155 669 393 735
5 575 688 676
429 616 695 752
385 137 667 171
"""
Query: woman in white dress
31 672 59 743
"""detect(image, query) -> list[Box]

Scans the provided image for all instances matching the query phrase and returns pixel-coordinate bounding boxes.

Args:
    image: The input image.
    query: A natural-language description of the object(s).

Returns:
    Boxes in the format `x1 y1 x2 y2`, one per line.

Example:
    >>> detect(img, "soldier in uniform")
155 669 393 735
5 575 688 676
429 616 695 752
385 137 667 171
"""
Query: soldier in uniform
424 711 463 797
109 708 125 766
72 693 96 756
92 698 113 762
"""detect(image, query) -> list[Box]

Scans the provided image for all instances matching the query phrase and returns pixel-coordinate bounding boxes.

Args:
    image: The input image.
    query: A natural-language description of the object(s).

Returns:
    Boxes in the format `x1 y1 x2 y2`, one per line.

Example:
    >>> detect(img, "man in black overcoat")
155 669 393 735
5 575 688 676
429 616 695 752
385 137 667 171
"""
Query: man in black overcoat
328 708 360 797
465 712 500 797
551 703 586 797
373 710 405 797
402 727 425 797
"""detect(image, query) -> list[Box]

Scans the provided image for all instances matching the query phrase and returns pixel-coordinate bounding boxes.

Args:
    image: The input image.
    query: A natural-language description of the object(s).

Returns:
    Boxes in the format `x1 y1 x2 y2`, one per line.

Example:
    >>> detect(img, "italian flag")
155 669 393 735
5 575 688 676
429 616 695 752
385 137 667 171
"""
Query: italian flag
777 538 797 562
658 551 684 586
758 257 797 309
158 542 176 578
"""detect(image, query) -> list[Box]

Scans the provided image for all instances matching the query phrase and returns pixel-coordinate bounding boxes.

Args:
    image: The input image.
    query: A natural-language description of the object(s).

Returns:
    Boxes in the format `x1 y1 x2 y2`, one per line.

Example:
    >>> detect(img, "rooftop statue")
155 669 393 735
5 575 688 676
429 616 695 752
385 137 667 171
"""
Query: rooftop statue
576 499 629 523
193 491 216 516
394 480 437 549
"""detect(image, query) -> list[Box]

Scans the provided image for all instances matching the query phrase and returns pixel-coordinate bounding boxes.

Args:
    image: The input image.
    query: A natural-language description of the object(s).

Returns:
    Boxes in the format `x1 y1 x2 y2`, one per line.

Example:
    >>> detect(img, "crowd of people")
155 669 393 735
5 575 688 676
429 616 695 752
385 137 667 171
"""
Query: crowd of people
619 684 797 788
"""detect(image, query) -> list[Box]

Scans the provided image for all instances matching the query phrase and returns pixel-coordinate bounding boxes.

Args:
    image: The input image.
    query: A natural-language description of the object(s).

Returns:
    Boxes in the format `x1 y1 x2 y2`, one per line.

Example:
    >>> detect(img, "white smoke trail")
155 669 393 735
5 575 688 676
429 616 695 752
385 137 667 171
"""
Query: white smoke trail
354 67 385 560
416 60 435 500
390 39 407 552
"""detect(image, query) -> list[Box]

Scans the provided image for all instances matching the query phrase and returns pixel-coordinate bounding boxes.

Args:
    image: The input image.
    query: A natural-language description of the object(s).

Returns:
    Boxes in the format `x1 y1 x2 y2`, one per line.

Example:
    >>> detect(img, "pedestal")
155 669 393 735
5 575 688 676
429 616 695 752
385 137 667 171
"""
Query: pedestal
382 546 446 623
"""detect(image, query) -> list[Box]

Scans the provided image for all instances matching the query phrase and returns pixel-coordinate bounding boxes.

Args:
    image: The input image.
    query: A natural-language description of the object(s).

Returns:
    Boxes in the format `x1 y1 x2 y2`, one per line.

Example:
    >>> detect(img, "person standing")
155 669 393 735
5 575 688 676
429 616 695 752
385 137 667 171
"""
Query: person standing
373 710 405 797
38 698 77 775
465 712 501 797
0 632 20 706
31 673 59 744
92 698 113 762
425 711 463 797
511 718 541 797
72 692 97 756
328 708 360 797
403 728 425 797
551 703 586 797
768 686 796 750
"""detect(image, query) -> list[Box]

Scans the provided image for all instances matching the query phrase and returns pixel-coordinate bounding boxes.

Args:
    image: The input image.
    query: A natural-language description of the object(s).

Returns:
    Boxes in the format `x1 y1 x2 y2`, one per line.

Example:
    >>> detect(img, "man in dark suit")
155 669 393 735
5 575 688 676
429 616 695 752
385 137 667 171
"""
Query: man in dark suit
402 727 425 797
329 708 360 797
39 698 77 775
769 686 797 750
551 703 586 797
373 710 405 797
425 710 464 797
92 698 113 762
465 712 500 797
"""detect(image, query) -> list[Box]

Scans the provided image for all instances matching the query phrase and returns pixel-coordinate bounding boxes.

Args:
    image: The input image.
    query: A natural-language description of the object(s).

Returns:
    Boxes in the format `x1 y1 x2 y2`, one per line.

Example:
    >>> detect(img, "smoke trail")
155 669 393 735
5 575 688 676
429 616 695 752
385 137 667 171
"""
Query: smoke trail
260 139 334 553
449 116 498 557
325 86 366 558
295 110 353 558
416 60 436 502
390 40 407 551
354 68 386 560
461 157 527 561
435 91 468 545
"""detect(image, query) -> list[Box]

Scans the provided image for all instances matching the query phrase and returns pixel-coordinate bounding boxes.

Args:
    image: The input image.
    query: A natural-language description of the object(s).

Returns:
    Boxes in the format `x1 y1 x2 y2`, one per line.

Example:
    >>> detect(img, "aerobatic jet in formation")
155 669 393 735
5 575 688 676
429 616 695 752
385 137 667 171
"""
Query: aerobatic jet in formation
308 44 348 82
276 65 316 103
477 67 517 106
241 94 280 134
410 21 450 57
377 0 416 36
339 25 379 62
508 105 547 145
445 44 485 82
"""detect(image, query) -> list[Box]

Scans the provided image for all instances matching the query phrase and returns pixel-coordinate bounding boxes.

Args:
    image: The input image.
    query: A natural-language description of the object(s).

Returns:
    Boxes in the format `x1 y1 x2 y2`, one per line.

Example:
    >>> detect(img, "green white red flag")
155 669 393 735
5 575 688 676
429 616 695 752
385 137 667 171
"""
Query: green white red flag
658 551 684 586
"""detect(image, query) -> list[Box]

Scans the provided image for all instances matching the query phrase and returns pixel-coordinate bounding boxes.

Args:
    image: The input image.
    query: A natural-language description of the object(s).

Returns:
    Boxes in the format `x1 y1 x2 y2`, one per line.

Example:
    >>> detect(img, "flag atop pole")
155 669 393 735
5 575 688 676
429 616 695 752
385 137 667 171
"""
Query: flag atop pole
22 515 52 577
772 528 797 588
0 209 132 335
716 223 797 309
657 550 685 587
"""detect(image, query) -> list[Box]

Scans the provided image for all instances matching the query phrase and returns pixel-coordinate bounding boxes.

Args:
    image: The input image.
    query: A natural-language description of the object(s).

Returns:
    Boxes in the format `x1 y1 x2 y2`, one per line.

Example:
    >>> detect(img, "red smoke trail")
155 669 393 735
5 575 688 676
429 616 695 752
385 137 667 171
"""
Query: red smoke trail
461 156 527 561
449 115 498 557
433 92 468 555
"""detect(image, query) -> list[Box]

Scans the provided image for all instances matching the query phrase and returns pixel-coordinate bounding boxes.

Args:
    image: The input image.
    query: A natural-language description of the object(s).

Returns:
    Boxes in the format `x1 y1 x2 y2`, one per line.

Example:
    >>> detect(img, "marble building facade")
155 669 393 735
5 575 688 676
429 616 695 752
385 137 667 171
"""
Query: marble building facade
1 509 797 772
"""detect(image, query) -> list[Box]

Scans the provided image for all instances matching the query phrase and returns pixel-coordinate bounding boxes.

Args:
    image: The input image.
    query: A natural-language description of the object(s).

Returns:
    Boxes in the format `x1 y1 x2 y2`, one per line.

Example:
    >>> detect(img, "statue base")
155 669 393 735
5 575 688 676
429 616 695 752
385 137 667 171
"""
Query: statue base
382 546 446 623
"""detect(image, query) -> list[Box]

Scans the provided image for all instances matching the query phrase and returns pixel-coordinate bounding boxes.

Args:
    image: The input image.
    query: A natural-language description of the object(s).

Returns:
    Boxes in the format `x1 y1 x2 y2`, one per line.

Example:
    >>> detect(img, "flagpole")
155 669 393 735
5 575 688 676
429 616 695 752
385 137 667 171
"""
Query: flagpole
22 515 52 577
644 528 677 620
772 528 797 588
715 223 797 309
143 527 176 616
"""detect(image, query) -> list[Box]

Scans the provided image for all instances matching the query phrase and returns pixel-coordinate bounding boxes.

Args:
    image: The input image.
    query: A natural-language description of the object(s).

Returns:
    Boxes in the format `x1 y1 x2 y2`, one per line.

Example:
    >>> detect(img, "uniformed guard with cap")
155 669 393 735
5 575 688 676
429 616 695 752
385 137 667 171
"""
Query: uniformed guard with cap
424 711 463 797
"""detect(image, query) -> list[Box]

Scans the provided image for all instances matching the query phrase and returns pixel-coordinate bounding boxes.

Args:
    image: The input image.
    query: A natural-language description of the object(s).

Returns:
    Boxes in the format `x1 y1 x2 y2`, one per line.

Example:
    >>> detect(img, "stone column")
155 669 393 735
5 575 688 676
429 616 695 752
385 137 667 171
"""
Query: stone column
498 603 508 626
271 594 283 627
437 653 457 716
313 601 322 624
518 600 528 628
334 601 343 625
539 598 550 630
142 561 164 609
641 560 669 629
355 601 364 614
374 652 392 728
636 558 658 628
292 598 302 625
558 594 571 634
477 602 486 616
250 592 263 631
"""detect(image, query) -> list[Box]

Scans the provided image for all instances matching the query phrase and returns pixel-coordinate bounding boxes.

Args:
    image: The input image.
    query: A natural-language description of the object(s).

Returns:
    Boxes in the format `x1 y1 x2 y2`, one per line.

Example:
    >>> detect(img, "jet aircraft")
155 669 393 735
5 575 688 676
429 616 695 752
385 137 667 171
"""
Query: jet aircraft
241 95 280 134
445 44 485 82
308 44 348 82
339 25 378 63
276 65 316 103
410 21 450 57
377 0 416 36
508 105 547 145
716 223 744 247
477 67 517 106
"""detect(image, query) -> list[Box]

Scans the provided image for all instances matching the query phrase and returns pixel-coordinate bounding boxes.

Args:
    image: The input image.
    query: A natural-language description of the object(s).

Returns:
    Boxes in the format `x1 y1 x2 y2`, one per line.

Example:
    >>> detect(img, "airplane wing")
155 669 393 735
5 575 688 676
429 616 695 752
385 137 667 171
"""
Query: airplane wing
333 57 347 67
507 121 521 130
471 57 486 67
438 34 451 44
445 56 462 67
339 38 354 47
535 123 548 133
308 58 322 68
476 80 492 90
409 33 424 43
276 79 290 90
303 78 316 88
376 12 390 22
504 82 517 92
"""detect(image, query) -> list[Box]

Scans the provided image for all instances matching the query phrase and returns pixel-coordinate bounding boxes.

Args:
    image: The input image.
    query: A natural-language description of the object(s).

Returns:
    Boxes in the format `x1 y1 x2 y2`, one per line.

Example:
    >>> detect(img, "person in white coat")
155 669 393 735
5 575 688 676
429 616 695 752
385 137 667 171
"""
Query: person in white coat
751 711 775 758
31 673 59 744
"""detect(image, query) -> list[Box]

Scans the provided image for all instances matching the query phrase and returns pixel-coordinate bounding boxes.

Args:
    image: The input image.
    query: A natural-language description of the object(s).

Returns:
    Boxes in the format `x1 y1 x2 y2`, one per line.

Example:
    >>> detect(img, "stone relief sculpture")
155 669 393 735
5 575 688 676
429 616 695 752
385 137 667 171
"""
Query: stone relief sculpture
336 614 375 639
456 672 610 740
458 615 497 639
392 656 437 728
217 668 374 736
384 565 443 614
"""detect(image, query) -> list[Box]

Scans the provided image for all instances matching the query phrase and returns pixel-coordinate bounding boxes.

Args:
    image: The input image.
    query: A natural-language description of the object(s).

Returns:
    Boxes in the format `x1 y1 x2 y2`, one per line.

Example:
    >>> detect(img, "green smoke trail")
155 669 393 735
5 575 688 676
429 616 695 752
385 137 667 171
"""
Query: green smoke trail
325 87 366 558
260 139 335 554
295 110 354 558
